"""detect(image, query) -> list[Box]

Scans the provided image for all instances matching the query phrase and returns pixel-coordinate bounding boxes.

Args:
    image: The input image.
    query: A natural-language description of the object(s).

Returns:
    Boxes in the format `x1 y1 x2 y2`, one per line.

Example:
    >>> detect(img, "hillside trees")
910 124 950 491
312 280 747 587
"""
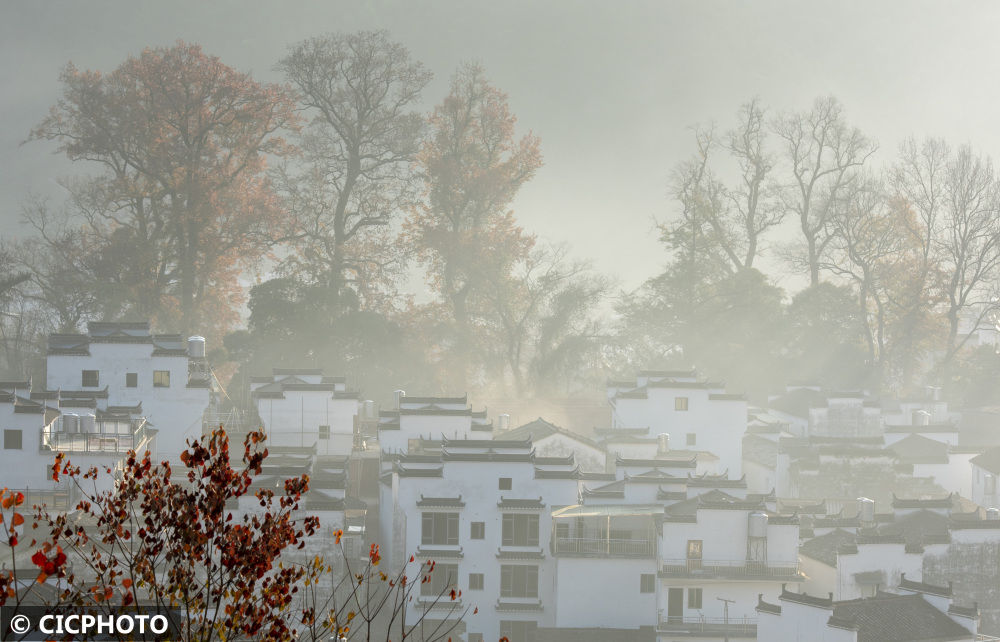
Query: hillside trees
29 42 297 335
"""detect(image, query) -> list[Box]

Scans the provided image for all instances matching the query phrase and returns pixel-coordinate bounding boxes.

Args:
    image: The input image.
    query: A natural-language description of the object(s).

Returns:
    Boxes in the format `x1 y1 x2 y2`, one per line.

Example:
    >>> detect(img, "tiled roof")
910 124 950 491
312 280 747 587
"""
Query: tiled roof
970 446 1000 475
831 592 971 642
887 434 950 464
799 529 856 567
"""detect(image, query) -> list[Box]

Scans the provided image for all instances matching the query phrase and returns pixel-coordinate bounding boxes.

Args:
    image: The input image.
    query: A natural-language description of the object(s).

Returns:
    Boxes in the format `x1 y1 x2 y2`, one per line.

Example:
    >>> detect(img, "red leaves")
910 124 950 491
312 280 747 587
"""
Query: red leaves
369 543 381 566
31 545 67 579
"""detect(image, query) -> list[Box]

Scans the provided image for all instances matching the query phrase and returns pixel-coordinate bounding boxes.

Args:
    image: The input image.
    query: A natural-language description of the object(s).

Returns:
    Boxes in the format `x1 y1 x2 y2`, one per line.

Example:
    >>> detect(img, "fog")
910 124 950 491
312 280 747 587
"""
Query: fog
3 3 1000 641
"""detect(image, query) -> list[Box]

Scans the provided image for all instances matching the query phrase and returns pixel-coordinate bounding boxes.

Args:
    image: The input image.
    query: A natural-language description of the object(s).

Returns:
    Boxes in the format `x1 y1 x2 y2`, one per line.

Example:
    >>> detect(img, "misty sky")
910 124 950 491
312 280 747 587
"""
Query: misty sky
3 0 1000 294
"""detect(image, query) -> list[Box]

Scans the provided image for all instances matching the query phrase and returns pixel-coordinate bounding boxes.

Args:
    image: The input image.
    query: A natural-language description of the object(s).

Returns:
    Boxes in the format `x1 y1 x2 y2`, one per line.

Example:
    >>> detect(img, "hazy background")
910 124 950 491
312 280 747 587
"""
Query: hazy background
5 0 1000 294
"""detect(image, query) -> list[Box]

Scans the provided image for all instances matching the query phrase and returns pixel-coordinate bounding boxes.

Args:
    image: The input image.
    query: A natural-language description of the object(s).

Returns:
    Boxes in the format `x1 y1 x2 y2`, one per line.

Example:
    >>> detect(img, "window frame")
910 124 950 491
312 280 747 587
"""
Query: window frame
421 512 459 546
501 513 539 547
500 564 538 598
81 370 99 388
639 573 655 594
125 372 138 388
153 370 171 388
3 429 23 450
675 396 689 411
420 562 458 597
498 477 512 490
468 572 484 590
688 587 703 609
470 521 485 540
686 539 703 560
318 425 330 440
686 432 697 446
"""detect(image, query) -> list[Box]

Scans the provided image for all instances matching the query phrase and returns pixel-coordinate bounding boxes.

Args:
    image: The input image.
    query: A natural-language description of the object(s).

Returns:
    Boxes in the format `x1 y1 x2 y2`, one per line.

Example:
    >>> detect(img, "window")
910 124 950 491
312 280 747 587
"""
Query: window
421 512 459 546
420 562 458 596
687 540 703 559
318 425 330 440
469 572 484 590
468 635 484 642
3 429 22 450
500 565 538 598
555 522 569 539
686 432 696 446
470 521 485 540
675 396 689 411
502 514 539 547
688 587 703 609
500 621 537 642
499 477 512 490
153 370 170 388
125 372 138 388
81 370 99 387
639 574 655 594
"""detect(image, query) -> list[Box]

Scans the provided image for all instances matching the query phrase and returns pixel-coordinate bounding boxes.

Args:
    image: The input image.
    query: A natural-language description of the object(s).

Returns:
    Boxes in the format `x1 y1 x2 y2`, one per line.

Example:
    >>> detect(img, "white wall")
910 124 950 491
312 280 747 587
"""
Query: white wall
554 557 656 628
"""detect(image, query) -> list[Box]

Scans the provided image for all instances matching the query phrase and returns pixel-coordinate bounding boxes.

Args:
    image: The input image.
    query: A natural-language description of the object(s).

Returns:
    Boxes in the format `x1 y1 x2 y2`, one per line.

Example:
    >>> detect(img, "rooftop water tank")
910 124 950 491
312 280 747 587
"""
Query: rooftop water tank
79 414 96 435
858 497 876 524
394 390 406 409
748 511 769 538
62 413 79 434
658 433 670 454
188 336 206 359
498 413 510 431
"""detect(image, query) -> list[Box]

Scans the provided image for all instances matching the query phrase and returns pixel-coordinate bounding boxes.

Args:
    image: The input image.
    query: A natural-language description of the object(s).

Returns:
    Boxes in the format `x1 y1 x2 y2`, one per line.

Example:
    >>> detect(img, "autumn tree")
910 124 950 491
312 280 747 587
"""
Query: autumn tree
29 42 297 334
406 62 542 388
274 31 432 313
772 96 878 285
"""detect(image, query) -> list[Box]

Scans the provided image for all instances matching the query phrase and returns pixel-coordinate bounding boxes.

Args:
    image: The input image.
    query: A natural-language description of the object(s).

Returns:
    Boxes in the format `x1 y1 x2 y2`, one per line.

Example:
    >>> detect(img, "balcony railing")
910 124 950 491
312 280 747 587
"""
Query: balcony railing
41 418 153 454
658 616 757 637
660 558 802 579
553 537 656 557
7 488 73 511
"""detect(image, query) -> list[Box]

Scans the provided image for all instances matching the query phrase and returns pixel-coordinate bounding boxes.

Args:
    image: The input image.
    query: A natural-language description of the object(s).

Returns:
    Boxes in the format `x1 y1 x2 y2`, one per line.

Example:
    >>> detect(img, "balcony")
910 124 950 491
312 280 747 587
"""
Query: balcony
41 417 154 454
553 536 656 558
658 616 757 638
659 559 803 580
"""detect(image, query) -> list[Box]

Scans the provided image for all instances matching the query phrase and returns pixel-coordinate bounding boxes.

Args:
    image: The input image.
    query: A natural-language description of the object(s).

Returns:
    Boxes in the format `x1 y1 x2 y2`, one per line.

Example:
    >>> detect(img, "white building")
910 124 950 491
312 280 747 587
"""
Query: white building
756 583 980 641
499 417 607 473
655 491 802 641
971 447 1000 509
378 438 579 642
1 380 155 501
606 371 747 477
377 394 493 455
45 322 211 459
250 369 359 456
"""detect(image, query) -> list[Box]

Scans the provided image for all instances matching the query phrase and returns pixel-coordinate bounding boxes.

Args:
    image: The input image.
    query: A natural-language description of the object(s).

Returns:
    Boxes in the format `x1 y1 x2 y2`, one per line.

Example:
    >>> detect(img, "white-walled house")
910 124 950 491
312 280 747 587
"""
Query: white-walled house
499 417 607 473
377 394 493 455
970 447 1000 509
756 584 980 642
251 369 359 456
45 322 210 459
606 371 747 477
378 438 579 642
1 381 155 501
656 491 802 641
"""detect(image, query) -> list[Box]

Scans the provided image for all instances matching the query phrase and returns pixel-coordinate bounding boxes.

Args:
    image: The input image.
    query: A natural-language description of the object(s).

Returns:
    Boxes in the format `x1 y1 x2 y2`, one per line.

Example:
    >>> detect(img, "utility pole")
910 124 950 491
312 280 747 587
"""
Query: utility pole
717 597 735 642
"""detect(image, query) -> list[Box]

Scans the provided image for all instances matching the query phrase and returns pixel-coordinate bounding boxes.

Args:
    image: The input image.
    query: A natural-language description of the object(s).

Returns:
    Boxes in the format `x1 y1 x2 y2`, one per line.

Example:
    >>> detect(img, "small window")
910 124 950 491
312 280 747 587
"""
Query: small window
82 370 99 387
469 573 484 590
471 521 485 539
640 573 655 593
4 429 23 450
686 432 696 446
125 372 138 388
499 477 512 490
318 425 330 440
153 370 170 388
687 540 703 560
468 635 484 642
688 587 703 609
675 396 689 411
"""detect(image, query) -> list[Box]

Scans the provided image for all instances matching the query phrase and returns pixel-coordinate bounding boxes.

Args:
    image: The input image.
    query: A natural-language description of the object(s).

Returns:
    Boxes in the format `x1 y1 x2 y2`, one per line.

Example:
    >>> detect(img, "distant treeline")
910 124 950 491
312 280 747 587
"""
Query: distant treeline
2 33 999 406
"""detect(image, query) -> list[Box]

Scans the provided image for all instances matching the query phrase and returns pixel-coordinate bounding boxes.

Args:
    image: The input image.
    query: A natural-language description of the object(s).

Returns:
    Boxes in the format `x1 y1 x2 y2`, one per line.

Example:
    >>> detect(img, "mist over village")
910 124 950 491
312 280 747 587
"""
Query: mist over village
3 2 1000 641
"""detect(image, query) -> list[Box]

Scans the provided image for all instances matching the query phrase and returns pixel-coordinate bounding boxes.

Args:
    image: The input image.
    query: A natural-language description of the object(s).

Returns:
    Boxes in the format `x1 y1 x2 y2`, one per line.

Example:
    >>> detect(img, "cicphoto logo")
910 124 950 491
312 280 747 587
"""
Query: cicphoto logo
2 606 180 641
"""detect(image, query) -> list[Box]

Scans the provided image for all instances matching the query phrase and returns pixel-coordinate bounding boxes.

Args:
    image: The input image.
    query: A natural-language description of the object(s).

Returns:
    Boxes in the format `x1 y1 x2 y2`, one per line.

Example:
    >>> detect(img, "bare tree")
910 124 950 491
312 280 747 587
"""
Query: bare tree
772 96 878 285
935 145 1000 365
724 98 782 268
276 31 432 312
